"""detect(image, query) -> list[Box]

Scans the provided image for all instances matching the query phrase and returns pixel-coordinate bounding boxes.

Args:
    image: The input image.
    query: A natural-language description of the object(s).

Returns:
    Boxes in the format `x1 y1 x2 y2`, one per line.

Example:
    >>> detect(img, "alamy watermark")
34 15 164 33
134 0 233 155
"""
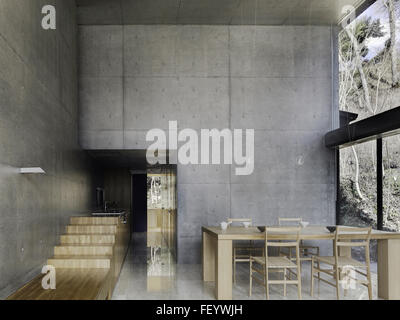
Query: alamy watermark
41 265 56 290
340 265 357 291
146 121 255 175
41 5 56 30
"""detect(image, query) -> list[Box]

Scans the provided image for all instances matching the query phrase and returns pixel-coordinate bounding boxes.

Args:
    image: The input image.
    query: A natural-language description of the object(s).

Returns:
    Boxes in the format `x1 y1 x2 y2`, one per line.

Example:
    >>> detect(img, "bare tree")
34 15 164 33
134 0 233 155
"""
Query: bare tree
344 26 374 113
351 146 365 200
386 0 399 86
339 15 393 201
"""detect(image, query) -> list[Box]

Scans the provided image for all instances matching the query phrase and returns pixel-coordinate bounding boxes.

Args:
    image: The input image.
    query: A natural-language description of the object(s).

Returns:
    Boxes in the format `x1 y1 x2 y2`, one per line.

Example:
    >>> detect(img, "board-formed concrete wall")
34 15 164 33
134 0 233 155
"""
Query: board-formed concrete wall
0 0 94 298
79 25 337 263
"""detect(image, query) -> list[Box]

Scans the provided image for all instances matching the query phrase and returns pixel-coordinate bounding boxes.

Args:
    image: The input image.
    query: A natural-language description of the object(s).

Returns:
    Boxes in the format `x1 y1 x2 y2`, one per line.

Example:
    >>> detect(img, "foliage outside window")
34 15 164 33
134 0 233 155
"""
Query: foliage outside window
339 0 400 231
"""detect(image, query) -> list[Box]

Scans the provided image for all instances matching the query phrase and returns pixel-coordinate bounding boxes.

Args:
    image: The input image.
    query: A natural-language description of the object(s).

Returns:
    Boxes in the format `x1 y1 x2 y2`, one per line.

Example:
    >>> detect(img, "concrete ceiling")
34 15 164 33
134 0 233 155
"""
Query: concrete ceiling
76 0 373 26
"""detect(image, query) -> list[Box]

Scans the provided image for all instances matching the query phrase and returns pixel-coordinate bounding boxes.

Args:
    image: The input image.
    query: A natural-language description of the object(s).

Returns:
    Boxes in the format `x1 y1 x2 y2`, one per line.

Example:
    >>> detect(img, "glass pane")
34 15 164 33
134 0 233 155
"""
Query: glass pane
339 141 377 228
339 0 399 117
383 135 400 231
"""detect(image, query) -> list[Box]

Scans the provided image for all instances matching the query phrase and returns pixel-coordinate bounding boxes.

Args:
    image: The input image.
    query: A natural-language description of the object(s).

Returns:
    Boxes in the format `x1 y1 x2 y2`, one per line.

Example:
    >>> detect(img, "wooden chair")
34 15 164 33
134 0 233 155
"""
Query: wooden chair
249 226 302 300
228 218 253 225
228 218 264 284
278 217 320 279
310 226 372 300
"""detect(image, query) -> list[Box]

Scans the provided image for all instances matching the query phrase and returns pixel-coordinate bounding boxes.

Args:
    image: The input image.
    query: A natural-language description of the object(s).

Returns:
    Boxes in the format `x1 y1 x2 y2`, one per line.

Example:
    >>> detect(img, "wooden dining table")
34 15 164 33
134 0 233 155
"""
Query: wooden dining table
202 225 400 300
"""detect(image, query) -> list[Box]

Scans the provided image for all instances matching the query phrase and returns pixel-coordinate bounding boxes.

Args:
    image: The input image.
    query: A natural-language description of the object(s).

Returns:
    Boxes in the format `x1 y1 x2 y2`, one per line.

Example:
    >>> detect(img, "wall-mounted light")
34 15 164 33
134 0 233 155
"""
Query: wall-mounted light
20 167 46 174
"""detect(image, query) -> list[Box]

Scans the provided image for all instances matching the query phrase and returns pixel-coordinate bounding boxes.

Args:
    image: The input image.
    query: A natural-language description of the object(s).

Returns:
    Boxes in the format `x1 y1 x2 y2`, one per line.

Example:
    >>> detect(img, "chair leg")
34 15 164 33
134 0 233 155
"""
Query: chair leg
265 268 269 300
297 259 302 300
317 247 321 280
365 241 372 300
297 279 303 300
283 268 287 297
367 281 373 300
335 266 340 300
298 259 302 278
367 266 373 300
297 275 302 300
233 249 236 284
263 264 266 285
249 259 252 297
311 258 314 297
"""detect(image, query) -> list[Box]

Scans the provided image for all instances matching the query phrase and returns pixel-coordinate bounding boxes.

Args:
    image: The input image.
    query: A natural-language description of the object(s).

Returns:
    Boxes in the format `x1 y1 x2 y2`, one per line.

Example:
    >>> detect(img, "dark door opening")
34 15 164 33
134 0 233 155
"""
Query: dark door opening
132 174 147 233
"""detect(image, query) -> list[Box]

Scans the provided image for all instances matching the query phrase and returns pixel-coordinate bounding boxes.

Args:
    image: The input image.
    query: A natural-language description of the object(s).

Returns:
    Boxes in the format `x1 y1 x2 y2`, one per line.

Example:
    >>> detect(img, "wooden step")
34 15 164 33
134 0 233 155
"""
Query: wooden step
54 245 113 256
70 217 119 225
47 256 111 269
66 225 117 234
60 234 115 245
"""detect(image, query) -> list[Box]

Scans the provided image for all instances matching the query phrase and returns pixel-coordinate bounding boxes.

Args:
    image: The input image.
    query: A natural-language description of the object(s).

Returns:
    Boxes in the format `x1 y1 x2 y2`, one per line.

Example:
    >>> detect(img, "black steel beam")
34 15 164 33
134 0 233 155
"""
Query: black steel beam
325 106 400 149
340 111 358 127
377 138 383 230
336 149 340 225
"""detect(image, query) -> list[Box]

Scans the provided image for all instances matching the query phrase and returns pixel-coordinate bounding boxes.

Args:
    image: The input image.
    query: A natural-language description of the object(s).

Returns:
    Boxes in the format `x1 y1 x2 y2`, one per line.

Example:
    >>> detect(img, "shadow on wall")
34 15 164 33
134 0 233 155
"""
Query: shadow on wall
0 164 19 177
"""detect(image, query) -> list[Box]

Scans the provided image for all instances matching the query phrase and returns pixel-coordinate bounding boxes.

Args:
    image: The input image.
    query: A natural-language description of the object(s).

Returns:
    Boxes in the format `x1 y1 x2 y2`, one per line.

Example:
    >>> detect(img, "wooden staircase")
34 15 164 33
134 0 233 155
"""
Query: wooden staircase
48 217 119 269
7 216 130 300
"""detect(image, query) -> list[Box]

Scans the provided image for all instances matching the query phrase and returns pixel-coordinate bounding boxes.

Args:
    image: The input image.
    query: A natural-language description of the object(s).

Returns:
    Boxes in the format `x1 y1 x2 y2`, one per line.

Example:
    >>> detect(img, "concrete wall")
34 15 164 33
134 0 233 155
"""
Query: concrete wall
79 25 336 263
0 0 94 297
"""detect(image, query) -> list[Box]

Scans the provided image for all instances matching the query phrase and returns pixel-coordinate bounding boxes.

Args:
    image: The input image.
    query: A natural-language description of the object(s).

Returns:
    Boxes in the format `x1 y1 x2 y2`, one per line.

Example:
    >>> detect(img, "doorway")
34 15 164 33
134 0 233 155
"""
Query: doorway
145 166 177 292
131 174 147 233
146 166 177 258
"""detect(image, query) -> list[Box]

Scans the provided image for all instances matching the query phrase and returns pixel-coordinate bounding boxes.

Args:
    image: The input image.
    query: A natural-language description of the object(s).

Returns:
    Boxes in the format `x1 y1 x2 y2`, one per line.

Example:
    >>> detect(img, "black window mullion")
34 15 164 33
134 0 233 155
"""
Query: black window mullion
377 138 383 230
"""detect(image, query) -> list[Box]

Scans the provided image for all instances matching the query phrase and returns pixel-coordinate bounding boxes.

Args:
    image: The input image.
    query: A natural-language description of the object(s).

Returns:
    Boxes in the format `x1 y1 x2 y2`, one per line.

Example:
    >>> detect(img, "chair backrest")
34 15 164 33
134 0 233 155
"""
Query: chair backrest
264 226 301 248
262 226 301 264
334 226 372 261
334 226 372 247
278 217 302 226
227 218 252 225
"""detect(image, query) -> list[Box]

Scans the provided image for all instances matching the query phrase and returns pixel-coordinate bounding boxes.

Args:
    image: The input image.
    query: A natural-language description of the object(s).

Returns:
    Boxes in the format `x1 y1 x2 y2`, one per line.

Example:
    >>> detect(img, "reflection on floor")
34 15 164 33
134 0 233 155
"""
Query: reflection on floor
112 233 379 300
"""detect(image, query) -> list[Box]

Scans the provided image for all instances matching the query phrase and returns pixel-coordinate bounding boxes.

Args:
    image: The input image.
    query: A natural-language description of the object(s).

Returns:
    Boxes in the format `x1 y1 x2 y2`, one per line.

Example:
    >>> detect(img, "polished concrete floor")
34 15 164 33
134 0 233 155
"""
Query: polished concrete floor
112 233 378 300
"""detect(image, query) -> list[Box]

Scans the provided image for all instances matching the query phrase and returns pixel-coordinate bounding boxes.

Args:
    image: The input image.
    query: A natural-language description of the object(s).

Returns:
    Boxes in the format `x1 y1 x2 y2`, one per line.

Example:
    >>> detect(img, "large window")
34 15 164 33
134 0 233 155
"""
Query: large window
338 0 400 232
